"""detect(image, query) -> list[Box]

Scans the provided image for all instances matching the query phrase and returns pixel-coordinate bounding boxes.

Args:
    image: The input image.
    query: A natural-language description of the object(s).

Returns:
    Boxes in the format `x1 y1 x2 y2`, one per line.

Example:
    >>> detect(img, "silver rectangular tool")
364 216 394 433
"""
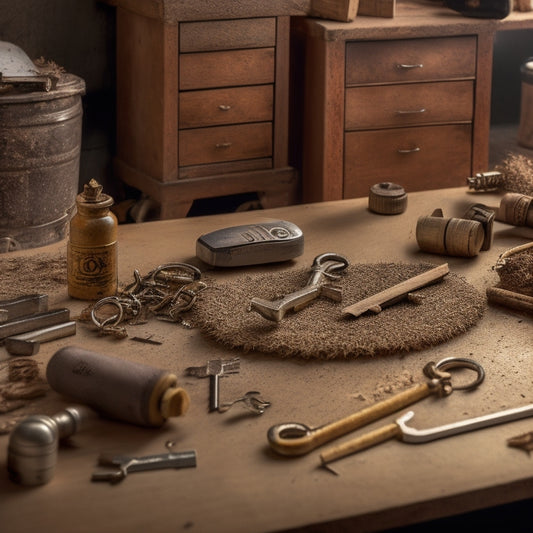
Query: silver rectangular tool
91 450 197 483
5 321 77 356
0 294 48 324
0 308 70 341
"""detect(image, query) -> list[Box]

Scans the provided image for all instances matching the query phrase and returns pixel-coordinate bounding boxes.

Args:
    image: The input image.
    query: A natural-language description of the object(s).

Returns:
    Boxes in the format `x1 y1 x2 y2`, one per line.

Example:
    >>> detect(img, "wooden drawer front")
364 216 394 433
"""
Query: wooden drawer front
179 123 272 166
180 18 276 53
179 85 273 129
345 37 476 86
344 124 472 198
180 48 275 91
345 81 474 130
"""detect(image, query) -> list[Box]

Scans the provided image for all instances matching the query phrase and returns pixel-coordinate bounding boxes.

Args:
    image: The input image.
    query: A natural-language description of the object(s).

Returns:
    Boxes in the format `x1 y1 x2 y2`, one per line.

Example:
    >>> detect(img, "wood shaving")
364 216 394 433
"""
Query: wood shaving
0 251 67 299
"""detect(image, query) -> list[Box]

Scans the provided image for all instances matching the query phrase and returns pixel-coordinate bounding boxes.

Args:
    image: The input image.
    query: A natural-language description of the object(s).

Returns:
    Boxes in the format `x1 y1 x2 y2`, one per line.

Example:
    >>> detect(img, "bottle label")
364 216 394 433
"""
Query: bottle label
68 243 117 298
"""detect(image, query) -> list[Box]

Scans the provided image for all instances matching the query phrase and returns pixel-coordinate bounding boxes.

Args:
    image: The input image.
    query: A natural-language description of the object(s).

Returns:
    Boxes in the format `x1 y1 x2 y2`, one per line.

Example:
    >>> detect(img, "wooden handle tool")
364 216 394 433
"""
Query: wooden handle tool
342 263 449 317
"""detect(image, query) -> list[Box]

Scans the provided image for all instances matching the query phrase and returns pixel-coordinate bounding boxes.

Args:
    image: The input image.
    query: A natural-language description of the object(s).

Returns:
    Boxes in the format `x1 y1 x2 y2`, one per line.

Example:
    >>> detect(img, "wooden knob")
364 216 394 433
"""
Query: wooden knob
368 182 407 215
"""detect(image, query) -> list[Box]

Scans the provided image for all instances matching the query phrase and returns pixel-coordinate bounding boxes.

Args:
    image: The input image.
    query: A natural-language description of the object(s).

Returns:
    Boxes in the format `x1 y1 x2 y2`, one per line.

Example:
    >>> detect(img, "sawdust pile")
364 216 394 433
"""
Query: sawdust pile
495 152 533 195
0 252 67 299
190 262 486 360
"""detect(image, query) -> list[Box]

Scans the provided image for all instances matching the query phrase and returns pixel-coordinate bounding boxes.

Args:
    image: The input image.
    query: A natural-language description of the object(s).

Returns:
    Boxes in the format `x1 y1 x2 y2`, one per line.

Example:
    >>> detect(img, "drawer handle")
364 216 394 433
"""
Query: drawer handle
397 147 421 154
215 142 232 149
218 105 231 111
396 108 426 115
396 63 423 70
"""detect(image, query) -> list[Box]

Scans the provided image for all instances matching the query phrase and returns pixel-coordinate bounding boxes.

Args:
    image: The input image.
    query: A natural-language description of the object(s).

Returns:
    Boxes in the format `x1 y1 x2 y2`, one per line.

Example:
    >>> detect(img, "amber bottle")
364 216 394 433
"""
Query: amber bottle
67 179 118 299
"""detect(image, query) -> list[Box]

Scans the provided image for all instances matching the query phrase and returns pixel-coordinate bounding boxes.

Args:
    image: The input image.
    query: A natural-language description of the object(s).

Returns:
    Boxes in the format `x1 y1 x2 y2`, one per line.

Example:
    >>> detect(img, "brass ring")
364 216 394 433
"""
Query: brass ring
434 357 485 391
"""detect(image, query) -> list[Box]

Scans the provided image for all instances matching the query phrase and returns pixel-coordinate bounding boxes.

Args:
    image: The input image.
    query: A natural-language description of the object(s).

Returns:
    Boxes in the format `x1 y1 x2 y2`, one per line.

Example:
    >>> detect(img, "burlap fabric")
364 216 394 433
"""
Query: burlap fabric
190 262 485 359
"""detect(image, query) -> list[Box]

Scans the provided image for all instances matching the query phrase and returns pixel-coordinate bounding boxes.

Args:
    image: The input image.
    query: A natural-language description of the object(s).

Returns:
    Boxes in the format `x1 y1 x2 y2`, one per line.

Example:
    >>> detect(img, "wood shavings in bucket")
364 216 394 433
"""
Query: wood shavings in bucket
190 262 485 359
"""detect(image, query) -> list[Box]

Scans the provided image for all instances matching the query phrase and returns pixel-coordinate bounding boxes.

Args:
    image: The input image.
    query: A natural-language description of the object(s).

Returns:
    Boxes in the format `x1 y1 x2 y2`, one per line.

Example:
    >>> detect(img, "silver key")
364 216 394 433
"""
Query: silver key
185 358 240 412
249 252 349 322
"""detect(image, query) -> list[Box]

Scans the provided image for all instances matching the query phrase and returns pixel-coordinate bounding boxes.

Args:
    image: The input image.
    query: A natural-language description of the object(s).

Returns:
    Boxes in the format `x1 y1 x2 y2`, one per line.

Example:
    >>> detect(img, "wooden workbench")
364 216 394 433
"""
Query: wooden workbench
0 186 532 532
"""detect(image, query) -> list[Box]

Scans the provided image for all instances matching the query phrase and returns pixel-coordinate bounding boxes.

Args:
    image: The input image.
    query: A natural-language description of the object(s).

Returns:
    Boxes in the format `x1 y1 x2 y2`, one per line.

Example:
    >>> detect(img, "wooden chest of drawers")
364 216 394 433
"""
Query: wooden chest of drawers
344 36 475 197
114 8 299 219
296 16 494 203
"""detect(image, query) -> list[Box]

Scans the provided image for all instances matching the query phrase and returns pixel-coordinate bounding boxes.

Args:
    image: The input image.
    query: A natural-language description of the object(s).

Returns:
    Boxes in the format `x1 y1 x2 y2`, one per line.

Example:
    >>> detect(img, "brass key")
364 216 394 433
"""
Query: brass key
267 357 484 456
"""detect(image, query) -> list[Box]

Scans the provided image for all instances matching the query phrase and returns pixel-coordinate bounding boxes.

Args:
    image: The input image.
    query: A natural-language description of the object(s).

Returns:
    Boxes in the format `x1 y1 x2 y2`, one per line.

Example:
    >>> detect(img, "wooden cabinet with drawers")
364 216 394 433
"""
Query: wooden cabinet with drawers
343 36 475 197
295 7 497 203
113 7 299 219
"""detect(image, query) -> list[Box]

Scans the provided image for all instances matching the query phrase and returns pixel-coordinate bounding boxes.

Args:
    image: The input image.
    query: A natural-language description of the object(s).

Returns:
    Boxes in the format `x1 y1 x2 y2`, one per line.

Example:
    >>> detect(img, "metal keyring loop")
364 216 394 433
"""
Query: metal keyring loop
434 357 485 391
91 296 124 329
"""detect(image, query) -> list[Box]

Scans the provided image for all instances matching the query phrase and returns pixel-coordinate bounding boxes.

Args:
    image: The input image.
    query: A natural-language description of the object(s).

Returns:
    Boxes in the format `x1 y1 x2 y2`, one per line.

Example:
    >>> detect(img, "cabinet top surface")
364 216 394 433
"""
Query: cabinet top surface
303 0 533 40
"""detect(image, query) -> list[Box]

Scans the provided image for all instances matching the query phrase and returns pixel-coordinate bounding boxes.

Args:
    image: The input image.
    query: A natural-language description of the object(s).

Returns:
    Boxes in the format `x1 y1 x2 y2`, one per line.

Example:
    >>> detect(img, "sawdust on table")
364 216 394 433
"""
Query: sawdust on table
0 251 67 299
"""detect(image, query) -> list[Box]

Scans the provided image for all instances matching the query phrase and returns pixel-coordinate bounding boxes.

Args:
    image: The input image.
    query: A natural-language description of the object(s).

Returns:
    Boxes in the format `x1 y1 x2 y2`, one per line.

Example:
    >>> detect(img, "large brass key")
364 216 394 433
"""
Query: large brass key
267 357 484 456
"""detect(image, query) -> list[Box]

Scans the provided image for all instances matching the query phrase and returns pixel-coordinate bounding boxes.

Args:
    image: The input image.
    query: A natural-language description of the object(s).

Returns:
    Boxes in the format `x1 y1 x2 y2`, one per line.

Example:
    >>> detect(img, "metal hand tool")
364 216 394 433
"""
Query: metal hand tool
0 294 48 324
342 263 449 317
267 357 484 456
91 449 197 483
185 357 240 412
250 252 349 322
5 321 76 356
0 308 70 341
218 391 271 415
320 403 533 466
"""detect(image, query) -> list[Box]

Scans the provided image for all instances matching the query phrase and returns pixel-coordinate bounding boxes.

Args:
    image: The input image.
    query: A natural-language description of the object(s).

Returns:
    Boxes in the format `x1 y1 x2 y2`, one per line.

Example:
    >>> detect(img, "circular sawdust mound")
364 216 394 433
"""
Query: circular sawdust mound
190 262 485 359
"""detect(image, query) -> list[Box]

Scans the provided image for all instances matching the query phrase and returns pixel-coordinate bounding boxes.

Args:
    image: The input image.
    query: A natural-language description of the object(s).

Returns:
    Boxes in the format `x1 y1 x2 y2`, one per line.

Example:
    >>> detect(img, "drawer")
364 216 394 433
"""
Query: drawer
180 48 275 90
179 85 273 129
180 18 276 53
344 124 472 198
345 37 476 86
179 122 272 166
345 81 474 130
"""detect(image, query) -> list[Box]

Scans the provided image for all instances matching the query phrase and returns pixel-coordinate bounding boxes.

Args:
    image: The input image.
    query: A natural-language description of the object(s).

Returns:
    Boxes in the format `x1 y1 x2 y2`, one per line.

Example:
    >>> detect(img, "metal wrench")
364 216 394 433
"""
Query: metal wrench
320 403 533 466
267 357 485 456
91 449 197 483
249 252 349 322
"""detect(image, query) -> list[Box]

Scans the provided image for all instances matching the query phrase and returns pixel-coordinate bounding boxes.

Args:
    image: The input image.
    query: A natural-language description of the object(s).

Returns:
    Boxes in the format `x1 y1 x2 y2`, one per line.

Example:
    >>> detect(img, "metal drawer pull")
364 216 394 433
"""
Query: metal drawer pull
396 108 426 115
397 147 421 154
397 63 423 69
218 104 231 111
215 142 232 149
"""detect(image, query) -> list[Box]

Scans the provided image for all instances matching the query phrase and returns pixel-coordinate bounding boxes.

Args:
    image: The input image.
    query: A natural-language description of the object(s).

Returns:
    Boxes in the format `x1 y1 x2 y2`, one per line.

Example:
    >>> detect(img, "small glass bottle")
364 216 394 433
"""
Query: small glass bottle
67 179 118 300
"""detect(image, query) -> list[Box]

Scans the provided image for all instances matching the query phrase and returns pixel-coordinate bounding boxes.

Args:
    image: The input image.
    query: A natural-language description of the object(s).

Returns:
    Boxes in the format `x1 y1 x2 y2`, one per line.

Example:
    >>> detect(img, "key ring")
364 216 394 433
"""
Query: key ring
429 356 485 391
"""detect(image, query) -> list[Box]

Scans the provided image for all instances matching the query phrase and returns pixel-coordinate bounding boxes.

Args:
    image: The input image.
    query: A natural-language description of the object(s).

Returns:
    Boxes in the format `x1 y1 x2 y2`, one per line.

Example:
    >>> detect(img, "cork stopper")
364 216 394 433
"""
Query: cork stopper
76 179 113 209
368 182 407 215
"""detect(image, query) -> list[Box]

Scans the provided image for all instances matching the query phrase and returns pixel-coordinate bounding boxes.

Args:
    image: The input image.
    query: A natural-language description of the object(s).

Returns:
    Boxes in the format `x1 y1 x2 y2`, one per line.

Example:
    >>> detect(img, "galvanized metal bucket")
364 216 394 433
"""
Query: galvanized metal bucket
0 45 85 252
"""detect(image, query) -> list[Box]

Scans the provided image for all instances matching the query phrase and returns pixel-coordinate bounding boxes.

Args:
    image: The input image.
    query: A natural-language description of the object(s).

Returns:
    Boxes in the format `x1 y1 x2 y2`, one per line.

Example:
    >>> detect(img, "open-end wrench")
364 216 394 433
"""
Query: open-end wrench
91 449 197 483
249 252 349 322
320 403 533 466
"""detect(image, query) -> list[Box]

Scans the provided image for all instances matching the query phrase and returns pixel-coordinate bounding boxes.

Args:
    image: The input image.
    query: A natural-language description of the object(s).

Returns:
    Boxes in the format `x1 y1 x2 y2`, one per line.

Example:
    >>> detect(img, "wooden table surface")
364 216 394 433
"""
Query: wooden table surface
1 187 532 533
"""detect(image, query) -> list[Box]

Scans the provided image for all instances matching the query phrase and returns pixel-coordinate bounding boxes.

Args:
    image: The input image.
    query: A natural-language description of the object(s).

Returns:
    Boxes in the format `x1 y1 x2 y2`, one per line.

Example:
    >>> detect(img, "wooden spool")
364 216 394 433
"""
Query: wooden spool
368 182 407 215
496 193 533 227
416 210 485 257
